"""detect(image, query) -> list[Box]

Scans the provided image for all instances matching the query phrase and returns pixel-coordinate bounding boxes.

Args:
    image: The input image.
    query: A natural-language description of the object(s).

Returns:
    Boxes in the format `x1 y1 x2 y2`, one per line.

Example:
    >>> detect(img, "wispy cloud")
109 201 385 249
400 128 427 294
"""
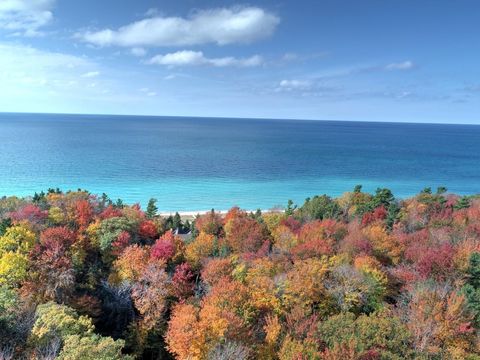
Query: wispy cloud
144 8 160 17
385 60 415 71
0 42 104 97
147 50 263 68
139 87 157 96
280 51 329 64
76 6 280 48
272 79 341 98
277 79 312 91
0 0 56 36
81 71 100 78
130 47 147 57
464 84 480 93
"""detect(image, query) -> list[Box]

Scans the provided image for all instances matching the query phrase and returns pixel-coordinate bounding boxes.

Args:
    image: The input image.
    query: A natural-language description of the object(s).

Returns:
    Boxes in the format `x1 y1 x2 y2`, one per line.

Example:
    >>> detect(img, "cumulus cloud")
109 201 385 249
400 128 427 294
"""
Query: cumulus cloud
385 60 414 70
0 0 55 36
76 6 280 47
81 71 100 78
147 50 263 67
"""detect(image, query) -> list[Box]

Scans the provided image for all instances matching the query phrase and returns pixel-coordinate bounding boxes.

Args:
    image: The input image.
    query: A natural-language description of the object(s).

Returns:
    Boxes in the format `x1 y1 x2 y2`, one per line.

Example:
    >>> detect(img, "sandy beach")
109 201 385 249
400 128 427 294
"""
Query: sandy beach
159 209 282 221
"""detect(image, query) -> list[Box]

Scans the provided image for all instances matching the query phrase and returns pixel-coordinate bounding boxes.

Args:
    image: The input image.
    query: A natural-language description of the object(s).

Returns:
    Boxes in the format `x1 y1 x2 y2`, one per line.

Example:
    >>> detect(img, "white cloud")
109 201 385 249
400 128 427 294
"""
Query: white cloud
139 87 157 96
282 53 299 62
0 0 55 36
278 79 312 90
130 47 147 57
0 42 102 96
386 60 414 70
77 6 280 47
81 71 100 78
0 42 92 74
281 52 329 63
147 50 263 67
144 8 159 17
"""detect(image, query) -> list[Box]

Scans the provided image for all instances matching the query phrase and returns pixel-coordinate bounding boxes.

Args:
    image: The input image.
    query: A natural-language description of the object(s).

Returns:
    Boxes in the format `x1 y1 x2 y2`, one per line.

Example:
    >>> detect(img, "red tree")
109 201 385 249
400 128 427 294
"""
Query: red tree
111 231 132 256
99 205 122 220
151 231 177 261
171 263 195 300
10 204 47 224
75 199 93 230
138 220 158 241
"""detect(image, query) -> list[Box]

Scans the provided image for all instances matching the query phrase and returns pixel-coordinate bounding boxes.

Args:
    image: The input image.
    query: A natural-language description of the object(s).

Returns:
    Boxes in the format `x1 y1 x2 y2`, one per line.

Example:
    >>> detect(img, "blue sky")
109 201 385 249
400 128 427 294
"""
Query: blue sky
0 0 479 123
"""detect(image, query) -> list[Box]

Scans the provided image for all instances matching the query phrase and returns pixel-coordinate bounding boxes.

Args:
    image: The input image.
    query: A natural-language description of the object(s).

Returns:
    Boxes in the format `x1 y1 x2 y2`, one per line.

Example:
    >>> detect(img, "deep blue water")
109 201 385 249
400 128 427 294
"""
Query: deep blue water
0 113 479 211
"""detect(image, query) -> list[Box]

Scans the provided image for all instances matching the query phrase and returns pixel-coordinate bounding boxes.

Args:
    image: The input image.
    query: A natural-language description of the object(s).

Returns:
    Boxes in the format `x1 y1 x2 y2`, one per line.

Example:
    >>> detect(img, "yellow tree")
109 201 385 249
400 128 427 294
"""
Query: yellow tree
283 257 331 316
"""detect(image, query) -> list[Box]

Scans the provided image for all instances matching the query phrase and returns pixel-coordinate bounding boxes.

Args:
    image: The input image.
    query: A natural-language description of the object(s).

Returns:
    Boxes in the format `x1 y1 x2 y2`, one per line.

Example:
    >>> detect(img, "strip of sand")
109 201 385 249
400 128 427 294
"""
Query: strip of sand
159 208 282 220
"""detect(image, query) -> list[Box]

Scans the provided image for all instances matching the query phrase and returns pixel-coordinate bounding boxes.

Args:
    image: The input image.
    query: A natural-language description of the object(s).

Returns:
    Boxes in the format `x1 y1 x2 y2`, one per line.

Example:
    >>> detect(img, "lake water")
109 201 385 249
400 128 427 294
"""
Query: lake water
1 113 479 211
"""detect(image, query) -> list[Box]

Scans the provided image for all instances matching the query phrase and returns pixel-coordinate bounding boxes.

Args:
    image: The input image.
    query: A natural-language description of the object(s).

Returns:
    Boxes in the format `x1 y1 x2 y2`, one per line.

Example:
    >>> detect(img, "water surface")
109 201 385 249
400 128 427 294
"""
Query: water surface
1 113 479 210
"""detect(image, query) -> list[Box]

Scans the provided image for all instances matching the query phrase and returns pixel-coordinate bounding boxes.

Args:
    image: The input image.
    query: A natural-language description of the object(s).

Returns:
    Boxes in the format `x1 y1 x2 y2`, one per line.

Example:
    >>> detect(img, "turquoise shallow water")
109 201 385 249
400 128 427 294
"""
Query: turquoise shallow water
1 113 479 211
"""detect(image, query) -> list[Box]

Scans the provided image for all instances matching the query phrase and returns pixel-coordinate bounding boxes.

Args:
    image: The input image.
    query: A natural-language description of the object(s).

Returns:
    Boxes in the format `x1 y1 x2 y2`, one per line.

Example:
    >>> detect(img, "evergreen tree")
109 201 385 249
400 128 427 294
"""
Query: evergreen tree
0 218 12 236
454 196 470 210
146 198 158 219
463 253 480 327
172 212 182 231
115 199 124 209
436 186 448 194
386 202 400 230
285 200 297 216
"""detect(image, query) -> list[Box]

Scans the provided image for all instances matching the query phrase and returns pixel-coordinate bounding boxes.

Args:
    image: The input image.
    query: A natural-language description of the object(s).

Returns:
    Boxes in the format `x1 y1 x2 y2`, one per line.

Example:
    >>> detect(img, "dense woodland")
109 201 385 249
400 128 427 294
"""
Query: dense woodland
1 186 480 359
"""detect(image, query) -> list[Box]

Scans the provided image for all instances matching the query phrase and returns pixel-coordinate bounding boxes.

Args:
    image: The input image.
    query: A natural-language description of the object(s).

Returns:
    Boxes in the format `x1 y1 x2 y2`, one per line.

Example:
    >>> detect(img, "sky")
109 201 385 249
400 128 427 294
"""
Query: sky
0 0 479 123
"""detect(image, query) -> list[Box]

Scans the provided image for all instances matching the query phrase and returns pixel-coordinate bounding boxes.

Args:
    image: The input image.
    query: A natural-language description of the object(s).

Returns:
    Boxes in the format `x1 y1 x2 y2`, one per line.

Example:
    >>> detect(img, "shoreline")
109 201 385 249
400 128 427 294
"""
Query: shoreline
159 209 280 218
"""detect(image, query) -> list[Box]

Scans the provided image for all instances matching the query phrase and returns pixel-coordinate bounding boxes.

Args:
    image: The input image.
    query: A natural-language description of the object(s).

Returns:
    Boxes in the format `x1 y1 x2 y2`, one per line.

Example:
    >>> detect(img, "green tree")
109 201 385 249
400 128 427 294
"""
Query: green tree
173 212 182 230
317 309 413 359
58 334 133 360
30 302 132 359
100 193 113 210
298 195 341 221
371 188 395 209
463 253 480 327
0 286 18 345
98 217 136 252
386 202 400 230
455 196 470 210
145 198 158 219
0 218 11 236
285 200 297 216
165 212 183 231
30 302 95 346
436 186 448 194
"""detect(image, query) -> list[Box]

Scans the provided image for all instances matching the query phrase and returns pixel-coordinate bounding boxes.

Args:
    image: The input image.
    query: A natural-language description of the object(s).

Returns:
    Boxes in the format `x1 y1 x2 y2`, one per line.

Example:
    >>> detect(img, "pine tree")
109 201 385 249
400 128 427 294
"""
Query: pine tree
146 198 158 219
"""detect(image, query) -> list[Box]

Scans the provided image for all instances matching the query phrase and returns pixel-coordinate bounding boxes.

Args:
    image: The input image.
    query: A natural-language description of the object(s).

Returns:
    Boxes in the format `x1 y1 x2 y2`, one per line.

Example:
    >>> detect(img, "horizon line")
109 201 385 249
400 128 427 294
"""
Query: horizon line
1 110 479 127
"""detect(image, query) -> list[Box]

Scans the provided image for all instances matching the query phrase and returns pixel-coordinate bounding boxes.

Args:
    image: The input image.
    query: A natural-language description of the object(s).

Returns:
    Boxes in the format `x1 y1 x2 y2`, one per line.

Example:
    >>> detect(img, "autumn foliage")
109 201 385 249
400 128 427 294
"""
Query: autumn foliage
1 187 480 359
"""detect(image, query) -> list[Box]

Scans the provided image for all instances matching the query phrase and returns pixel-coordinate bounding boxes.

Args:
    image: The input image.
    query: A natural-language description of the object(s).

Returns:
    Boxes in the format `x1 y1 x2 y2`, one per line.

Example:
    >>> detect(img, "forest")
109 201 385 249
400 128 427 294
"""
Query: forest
1 186 480 359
